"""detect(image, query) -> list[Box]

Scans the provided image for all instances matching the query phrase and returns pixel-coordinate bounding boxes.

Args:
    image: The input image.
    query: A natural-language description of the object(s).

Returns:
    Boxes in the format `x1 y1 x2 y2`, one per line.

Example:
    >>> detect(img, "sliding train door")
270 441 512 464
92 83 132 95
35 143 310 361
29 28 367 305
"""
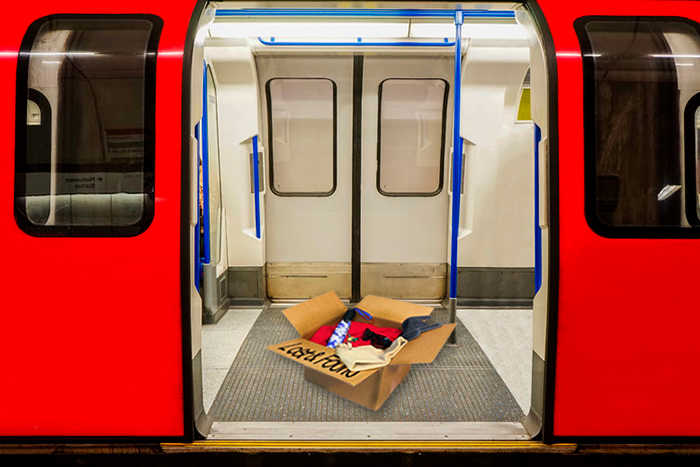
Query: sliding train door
259 52 453 301
259 55 354 299
539 0 700 440
361 54 453 299
1 1 194 439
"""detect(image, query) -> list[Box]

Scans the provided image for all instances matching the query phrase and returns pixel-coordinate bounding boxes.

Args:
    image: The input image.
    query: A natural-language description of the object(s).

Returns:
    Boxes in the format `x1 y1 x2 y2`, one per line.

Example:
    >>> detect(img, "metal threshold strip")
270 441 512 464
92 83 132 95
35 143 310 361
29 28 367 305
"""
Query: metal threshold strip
205 421 530 441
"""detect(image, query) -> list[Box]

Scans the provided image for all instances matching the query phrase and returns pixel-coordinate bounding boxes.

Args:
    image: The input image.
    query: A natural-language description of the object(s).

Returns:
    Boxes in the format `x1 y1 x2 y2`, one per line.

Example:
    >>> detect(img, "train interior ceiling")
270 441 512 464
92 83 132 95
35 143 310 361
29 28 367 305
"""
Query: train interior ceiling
191 2 547 440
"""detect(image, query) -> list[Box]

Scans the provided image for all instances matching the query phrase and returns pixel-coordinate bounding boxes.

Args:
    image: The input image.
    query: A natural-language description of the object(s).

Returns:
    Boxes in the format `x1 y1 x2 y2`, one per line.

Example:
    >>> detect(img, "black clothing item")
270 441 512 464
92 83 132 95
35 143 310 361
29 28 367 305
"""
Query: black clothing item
400 315 442 341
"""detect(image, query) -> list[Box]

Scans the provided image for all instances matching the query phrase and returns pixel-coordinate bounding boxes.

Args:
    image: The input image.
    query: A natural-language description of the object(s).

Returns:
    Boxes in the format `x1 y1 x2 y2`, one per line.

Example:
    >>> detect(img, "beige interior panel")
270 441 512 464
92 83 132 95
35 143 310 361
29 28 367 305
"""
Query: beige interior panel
267 262 351 299
361 263 447 300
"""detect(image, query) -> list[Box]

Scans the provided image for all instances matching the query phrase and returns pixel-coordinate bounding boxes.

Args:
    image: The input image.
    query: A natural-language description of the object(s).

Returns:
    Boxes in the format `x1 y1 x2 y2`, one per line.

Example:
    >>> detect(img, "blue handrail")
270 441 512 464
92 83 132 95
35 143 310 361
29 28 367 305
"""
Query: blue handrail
534 124 542 293
201 61 212 265
252 135 261 239
449 11 464 301
258 37 455 47
216 9 515 19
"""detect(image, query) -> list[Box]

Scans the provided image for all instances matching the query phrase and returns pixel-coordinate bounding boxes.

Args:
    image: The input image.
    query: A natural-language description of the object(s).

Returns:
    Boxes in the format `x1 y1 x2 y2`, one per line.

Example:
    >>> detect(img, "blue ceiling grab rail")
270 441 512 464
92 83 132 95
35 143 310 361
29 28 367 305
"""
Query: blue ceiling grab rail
258 37 455 47
216 8 514 48
215 9 515 19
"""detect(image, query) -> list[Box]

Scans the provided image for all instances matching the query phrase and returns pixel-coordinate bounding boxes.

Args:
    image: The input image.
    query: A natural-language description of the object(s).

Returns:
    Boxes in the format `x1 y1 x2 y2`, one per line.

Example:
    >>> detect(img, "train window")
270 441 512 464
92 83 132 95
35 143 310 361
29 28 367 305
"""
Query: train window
575 17 700 236
266 78 337 196
685 94 700 226
516 69 532 122
15 15 162 237
377 78 448 196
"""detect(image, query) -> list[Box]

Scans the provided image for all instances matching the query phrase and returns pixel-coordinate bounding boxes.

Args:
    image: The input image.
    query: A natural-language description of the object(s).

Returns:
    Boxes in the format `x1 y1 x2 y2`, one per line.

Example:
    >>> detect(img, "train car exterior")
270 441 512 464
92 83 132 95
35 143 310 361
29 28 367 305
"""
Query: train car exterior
2 0 700 455
1 0 198 441
543 0 700 442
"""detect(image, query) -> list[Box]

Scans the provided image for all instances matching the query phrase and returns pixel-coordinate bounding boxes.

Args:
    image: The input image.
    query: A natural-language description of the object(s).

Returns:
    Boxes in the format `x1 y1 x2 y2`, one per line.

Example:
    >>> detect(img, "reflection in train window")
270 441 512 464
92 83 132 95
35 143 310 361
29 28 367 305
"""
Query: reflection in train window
695 107 700 222
266 78 337 196
15 15 162 236
575 18 700 234
684 97 700 226
377 78 448 196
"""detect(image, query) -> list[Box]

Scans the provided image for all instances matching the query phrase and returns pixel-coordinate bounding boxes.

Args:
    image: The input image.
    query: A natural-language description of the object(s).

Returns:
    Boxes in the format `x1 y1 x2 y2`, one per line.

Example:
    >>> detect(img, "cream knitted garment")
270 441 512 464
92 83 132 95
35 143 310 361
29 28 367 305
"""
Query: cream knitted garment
335 337 408 371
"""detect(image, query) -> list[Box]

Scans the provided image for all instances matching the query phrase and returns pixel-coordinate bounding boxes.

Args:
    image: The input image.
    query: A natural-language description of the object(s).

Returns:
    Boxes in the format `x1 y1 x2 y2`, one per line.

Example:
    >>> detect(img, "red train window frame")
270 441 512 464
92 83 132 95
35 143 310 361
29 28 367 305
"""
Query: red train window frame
14 14 163 237
684 91 700 227
575 16 700 238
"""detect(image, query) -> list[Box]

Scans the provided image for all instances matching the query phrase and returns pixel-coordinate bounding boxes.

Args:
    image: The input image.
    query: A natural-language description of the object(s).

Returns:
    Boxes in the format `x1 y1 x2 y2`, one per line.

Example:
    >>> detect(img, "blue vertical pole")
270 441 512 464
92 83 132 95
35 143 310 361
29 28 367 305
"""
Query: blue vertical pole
534 124 542 293
201 61 212 265
448 11 464 345
252 135 261 239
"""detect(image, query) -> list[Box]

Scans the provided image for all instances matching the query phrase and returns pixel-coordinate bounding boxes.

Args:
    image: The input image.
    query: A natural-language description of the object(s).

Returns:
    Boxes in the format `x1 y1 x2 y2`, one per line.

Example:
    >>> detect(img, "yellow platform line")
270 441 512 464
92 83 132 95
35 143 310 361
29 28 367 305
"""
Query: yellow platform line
162 440 577 452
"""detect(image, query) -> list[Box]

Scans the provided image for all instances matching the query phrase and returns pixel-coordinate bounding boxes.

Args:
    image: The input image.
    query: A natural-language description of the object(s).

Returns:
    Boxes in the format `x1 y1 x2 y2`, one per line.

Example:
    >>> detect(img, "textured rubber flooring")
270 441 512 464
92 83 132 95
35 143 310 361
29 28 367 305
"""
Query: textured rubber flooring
209 307 524 422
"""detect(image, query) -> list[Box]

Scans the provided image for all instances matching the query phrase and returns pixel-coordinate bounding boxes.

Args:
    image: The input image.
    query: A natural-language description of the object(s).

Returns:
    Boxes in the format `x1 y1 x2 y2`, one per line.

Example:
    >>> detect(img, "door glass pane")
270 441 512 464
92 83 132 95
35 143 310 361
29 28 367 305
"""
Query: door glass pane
267 78 336 196
207 67 222 262
378 78 448 196
576 18 700 230
15 16 161 236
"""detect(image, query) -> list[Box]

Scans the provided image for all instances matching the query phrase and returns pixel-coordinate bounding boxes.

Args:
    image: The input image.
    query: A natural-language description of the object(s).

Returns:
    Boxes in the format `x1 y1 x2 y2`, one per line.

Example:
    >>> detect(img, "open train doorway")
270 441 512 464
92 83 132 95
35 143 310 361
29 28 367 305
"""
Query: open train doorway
189 1 551 441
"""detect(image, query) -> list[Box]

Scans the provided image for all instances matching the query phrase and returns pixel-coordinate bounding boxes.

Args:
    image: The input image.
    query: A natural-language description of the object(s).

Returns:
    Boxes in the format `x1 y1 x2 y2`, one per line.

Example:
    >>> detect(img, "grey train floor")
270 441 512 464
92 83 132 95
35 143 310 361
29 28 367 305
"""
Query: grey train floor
208 307 523 422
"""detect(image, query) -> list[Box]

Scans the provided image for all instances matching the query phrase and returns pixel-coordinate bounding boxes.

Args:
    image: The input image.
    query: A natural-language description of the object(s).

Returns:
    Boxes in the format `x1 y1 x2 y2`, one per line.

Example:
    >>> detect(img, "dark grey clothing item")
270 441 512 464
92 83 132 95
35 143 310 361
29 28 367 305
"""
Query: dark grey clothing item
401 315 442 341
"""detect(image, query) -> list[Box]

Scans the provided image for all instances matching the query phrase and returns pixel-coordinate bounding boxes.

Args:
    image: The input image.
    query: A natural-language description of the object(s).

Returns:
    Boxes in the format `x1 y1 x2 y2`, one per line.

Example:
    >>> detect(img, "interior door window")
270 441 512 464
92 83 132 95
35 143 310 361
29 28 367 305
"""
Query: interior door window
266 78 337 196
377 78 449 196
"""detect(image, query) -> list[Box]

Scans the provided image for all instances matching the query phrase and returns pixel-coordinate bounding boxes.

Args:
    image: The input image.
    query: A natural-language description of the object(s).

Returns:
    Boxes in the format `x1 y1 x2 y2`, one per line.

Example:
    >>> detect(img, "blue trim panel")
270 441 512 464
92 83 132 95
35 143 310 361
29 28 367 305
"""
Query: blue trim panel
449 12 464 300
534 124 542 293
252 135 261 239
216 9 515 19
258 37 455 47
201 62 212 265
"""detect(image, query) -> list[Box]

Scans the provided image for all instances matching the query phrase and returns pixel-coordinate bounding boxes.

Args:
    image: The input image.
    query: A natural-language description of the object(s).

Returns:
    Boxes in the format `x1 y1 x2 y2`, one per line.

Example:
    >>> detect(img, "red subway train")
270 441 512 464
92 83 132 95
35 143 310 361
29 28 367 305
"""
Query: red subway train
2 0 700 454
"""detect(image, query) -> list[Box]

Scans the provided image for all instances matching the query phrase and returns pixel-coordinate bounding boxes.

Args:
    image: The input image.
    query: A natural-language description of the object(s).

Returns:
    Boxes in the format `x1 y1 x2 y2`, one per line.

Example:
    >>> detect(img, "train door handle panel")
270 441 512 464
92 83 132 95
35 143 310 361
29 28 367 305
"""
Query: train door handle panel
190 135 199 226
249 149 265 194
449 142 473 240
538 136 548 229
242 135 263 240
448 145 467 195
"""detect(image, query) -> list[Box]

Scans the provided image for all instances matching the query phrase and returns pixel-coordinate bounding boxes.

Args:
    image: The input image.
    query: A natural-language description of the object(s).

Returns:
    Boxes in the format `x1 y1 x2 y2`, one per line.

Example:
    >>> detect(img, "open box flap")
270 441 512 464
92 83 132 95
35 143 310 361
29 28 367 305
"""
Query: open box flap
282 291 348 338
390 323 457 365
267 338 378 387
355 295 435 324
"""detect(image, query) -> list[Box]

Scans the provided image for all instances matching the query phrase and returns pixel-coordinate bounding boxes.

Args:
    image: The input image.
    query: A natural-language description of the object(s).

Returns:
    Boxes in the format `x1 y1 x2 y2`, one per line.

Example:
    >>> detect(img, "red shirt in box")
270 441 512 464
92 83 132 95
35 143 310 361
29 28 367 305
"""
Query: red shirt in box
310 321 402 347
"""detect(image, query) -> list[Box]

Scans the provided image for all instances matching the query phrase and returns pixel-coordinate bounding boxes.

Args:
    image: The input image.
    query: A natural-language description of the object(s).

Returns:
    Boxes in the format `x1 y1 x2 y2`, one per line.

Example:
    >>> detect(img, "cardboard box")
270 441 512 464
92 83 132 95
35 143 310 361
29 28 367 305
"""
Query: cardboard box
267 291 456 410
